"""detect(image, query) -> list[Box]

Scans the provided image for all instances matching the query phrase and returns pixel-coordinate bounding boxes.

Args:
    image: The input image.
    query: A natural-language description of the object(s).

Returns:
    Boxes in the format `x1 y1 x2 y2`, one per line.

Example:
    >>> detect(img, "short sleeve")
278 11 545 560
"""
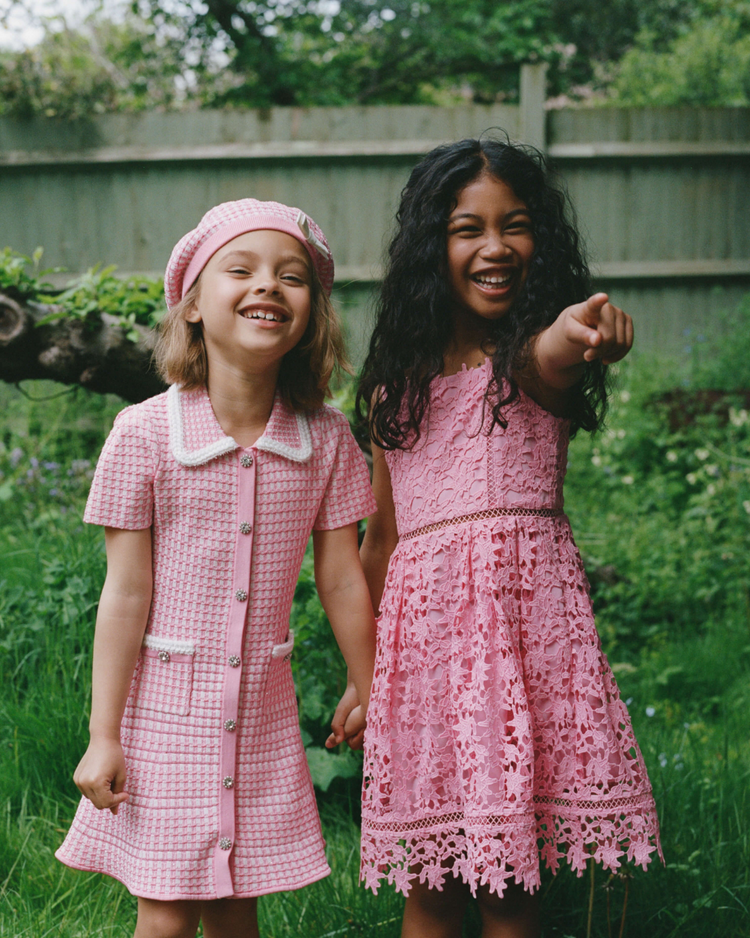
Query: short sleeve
83 405 160 530
313 414 377 531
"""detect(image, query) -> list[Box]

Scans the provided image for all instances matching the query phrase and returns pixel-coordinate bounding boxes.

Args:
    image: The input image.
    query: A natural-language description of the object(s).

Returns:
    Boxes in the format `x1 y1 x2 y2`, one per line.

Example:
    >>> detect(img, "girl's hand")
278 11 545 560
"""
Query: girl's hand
340 705 367 751
326 681 364 750
73 737 129 815
561 293 633 364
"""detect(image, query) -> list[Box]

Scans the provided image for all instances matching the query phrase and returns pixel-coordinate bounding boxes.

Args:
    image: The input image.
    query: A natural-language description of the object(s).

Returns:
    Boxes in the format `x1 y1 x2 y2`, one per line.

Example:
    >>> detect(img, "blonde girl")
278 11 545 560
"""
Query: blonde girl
57 199 377 938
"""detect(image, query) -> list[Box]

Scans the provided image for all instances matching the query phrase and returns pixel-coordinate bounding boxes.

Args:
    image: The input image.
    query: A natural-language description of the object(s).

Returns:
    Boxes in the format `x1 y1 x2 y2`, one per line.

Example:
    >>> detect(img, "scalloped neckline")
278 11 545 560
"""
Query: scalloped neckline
437 358 491 381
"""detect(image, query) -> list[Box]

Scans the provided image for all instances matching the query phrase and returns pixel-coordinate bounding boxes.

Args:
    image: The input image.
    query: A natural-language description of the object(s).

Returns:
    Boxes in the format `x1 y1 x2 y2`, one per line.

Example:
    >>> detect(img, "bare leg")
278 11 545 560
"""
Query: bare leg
133 898 201 938
401 875 471 938
201 897 259 938
476 881 540 938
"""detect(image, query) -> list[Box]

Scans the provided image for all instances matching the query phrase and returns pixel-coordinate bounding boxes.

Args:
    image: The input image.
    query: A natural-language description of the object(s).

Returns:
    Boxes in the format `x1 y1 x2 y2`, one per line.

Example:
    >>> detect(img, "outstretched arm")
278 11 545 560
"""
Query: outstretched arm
73 526 153 814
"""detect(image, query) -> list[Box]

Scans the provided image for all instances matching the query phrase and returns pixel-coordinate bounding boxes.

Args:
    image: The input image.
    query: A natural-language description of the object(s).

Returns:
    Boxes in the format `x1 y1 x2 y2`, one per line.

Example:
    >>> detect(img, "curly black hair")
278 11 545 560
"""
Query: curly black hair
357 135 609 449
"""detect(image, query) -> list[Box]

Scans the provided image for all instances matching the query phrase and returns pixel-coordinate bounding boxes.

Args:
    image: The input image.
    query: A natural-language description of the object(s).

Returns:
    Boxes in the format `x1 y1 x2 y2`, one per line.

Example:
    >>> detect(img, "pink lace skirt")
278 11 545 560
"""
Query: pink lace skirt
361 516 662 897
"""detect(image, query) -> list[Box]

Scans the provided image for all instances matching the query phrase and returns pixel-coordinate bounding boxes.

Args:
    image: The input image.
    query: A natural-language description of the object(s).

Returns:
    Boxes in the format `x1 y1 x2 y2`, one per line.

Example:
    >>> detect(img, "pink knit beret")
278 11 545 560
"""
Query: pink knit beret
164 198 334 309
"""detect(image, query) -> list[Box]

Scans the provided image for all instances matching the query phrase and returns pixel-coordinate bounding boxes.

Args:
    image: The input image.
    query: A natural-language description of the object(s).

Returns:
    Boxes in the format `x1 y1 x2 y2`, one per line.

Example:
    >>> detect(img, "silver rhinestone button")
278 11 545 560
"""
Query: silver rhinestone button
235 589 247 601
228 655 241 667
219 837 232 850
240 454 253 468
239 522 252 535
224 719 236 731
158 650 170 663
223 776 234 789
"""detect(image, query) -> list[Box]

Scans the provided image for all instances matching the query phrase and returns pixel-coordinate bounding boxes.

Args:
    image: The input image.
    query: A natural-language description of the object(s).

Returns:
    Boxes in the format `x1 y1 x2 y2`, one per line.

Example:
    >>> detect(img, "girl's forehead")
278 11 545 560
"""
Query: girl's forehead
452 173 527 212
212 229 311 264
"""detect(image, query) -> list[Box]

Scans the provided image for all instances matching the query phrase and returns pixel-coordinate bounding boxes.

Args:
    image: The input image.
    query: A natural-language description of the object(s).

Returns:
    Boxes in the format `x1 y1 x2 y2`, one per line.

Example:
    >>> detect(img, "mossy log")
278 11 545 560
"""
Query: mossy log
0 291 166 403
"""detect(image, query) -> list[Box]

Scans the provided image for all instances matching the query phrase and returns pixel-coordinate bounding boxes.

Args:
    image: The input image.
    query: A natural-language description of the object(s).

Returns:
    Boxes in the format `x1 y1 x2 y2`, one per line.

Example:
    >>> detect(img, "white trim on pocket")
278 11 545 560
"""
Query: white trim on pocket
271 632 295 659
143 634 196 656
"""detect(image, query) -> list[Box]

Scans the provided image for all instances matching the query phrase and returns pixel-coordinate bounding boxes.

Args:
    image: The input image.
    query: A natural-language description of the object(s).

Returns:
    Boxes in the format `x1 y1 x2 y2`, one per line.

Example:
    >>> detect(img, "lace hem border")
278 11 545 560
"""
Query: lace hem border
360 799 663 898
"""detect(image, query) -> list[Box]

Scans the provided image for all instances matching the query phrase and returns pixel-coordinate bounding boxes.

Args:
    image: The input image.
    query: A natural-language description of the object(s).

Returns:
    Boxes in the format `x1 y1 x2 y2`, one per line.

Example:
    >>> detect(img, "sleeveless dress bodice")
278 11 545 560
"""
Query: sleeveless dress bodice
386 363 567 537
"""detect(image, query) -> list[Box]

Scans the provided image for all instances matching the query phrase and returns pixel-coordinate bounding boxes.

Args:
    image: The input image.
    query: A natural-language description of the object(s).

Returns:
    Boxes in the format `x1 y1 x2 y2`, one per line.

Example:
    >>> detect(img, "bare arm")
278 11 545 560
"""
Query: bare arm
519 293 634 413
359 442 399 615
326 444 399 749
73 526 153 814
313 522 377 716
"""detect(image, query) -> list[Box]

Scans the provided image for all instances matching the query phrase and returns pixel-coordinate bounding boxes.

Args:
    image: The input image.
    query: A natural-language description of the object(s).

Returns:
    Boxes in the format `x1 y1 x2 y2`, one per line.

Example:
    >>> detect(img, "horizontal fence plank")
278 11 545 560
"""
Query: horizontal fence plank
550 141 750 159
0 104 519 154
41 259 750 290
594 259 750 279
0 139 461 169
5 138 748 168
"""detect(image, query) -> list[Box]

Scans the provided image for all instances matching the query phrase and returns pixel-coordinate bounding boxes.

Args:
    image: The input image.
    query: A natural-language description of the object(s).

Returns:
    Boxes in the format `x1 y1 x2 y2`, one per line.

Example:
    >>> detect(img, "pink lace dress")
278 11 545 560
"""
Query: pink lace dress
361 361 662 897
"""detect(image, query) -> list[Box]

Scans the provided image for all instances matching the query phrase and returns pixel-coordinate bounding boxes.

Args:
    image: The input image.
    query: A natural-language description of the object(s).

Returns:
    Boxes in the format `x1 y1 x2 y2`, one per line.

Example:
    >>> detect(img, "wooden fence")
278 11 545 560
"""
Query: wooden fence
1 66 748 358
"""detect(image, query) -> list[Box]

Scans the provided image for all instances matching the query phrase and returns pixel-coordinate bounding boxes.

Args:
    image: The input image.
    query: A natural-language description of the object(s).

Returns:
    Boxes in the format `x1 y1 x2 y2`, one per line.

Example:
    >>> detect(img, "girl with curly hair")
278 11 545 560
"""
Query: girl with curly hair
330 137 661 937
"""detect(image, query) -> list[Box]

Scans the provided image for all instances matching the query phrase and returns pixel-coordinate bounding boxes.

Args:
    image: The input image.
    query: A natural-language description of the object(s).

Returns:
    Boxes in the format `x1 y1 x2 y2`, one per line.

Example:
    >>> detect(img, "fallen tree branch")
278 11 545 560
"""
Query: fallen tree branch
0 291 166 403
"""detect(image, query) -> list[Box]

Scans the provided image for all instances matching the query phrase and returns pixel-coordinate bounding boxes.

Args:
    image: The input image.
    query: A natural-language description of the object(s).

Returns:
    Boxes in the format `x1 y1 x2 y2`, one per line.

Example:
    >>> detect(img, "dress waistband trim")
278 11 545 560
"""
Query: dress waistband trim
400 506 564 541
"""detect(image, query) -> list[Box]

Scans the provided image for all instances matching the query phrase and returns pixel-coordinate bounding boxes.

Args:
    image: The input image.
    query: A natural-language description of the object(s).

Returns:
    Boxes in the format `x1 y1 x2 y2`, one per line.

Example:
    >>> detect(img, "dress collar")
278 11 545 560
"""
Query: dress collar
167 384 312 467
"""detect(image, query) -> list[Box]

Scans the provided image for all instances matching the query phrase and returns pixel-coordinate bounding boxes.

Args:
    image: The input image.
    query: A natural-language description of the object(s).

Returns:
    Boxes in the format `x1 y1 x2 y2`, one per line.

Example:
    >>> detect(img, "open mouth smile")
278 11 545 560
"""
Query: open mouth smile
240 307 288 323
471 270 516 295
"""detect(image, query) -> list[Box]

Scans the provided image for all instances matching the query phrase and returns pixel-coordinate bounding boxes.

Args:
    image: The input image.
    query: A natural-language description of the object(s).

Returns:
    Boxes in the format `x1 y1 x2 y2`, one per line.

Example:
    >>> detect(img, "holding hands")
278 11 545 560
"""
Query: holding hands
326 680 366 751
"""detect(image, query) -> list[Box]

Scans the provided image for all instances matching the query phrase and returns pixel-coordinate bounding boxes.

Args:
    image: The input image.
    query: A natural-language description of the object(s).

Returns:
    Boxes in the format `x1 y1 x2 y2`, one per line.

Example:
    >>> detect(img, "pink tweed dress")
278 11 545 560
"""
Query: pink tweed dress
56 384 376 900
361 361 662 897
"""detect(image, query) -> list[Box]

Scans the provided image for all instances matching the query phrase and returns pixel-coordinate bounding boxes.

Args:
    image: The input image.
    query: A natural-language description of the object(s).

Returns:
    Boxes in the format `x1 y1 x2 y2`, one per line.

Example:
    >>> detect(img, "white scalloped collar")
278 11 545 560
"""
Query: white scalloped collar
167 384 312 467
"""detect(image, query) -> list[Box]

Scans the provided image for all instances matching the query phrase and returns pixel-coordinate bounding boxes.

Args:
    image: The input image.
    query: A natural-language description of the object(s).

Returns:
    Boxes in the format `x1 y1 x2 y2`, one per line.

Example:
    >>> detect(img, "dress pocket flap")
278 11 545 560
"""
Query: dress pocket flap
271 632 295 659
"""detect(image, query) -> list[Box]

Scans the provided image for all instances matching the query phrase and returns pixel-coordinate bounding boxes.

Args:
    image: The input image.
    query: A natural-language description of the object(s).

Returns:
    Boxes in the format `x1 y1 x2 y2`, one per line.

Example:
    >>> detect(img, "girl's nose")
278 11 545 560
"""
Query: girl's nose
250 270 281 294
480 231 512 258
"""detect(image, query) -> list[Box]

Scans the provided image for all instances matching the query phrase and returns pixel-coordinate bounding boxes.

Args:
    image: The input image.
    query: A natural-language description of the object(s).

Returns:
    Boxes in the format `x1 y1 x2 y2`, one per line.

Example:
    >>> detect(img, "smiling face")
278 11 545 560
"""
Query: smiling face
446 172 534 330
185 229 313 374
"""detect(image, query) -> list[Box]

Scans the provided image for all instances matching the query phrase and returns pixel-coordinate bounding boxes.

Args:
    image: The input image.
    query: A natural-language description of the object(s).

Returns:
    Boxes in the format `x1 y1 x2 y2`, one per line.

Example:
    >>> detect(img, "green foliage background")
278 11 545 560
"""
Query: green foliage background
1 0 749 116
0 256 749 932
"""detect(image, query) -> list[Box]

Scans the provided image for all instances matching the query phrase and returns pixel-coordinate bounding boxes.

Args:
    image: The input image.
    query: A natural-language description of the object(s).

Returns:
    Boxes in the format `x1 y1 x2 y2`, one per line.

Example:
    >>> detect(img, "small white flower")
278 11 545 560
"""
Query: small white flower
695 449 709 461
591 455 602 467
743 500 750 515
706 483 716 496
621 475 634 485
620 390 631 402
686 473 698 485
729 407 748 428
706 464 719 477
659 753 668 768
617 429 626 439
666 451 678 462
646 706 656 717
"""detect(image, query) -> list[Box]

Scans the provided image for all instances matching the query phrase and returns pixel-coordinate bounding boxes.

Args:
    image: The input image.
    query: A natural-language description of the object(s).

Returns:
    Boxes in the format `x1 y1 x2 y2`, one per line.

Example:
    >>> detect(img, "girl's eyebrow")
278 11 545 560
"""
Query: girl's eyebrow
448 208 531 223
220 249 310 268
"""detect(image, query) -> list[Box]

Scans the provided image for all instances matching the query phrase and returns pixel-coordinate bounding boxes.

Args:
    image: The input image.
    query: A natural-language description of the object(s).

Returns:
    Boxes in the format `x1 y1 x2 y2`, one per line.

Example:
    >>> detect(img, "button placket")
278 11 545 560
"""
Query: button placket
214 448 257 895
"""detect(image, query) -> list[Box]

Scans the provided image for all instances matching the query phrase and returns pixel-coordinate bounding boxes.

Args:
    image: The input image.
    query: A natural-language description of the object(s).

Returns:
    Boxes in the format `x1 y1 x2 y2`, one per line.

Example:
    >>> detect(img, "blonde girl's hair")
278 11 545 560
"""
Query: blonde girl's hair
154 272 351 412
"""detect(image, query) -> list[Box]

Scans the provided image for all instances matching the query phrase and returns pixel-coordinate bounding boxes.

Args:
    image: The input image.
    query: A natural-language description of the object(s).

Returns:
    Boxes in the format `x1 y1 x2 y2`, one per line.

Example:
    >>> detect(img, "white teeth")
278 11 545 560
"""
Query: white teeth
475 274 511 286
245 310 283 321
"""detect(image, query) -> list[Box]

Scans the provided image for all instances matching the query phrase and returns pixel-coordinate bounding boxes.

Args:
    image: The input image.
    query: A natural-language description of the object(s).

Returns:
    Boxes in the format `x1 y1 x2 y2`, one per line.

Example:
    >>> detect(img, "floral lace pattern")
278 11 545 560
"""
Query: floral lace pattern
361 363 661 897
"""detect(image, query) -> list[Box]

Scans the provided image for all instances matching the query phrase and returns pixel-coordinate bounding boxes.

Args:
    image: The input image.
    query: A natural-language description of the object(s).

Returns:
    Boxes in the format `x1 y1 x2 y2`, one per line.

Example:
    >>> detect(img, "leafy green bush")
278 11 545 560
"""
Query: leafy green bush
608 0 750 106
566 295 750 671
0 248 166 338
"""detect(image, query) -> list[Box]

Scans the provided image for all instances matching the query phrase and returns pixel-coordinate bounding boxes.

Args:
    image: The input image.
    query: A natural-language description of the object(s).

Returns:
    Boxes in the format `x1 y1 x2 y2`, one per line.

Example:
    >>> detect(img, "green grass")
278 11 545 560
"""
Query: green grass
1 358 749 937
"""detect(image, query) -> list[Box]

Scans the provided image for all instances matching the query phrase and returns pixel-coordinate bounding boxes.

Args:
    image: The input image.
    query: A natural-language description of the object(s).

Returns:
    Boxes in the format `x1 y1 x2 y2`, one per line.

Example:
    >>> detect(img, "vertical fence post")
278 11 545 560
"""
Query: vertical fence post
519 62 548 152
